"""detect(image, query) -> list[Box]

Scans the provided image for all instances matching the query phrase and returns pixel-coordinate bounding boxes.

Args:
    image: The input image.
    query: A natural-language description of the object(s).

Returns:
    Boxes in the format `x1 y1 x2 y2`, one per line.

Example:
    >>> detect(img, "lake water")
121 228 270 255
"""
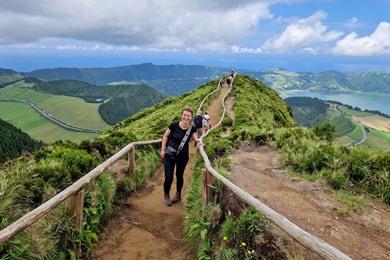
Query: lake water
284 91 390 115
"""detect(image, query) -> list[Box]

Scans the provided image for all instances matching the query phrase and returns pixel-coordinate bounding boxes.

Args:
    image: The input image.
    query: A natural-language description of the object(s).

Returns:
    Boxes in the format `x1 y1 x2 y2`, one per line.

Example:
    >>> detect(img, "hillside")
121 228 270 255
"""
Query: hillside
1 75 389 260
0 68 24 87
285 97 329 127
34 79 168 124
0 80 110 143
0 77 221 259
29 63 226 95
251 68 390 93
27 64 390 95
286 97 390 151
0 118 42 163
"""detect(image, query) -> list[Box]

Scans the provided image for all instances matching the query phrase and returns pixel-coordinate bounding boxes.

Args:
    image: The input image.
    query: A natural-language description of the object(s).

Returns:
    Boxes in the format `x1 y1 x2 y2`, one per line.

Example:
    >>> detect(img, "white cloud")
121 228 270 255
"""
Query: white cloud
332 22 390 56
231 45 262 53
345 17 359 29
0 0 278 51
262 11 343 53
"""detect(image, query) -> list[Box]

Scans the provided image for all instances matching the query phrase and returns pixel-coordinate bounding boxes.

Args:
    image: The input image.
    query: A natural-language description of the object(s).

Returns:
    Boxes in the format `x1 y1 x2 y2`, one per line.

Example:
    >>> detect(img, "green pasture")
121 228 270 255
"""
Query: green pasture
362 127 390 151
0 102 98 143
0 81 109 130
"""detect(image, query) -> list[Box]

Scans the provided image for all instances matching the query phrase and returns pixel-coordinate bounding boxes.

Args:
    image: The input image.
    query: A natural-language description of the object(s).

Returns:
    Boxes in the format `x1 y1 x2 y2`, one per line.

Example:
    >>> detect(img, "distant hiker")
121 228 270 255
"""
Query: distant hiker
203 111 210 133
227 69 235 84
226 75 232 85
161 106 204 206
194 112 204 137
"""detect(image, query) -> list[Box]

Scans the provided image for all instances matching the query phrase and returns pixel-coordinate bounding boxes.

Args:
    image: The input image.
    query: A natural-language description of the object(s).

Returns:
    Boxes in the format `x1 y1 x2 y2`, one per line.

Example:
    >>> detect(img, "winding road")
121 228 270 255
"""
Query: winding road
330 103 367 147
0 99 103 134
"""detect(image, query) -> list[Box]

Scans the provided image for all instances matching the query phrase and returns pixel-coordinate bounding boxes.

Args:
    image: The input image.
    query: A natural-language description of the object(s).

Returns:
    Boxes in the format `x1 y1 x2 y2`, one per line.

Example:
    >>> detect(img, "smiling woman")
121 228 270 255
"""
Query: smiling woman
161 106 203 206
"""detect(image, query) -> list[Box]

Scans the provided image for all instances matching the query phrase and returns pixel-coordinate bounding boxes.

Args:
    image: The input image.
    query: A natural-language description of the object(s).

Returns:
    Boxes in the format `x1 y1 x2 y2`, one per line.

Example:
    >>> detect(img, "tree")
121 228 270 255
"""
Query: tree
313 121 335 142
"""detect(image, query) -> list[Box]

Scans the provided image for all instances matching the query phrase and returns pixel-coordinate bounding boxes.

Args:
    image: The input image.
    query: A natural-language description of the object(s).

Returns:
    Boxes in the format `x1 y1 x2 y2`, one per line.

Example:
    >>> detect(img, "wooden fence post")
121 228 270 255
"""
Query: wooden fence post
202 169 213 210
128 147 136 191
67 189 84 258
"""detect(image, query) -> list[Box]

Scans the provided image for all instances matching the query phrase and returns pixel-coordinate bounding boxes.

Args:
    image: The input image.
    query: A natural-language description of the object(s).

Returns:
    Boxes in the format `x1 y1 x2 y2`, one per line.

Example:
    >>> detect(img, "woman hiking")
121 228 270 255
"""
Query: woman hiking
161 106 204 206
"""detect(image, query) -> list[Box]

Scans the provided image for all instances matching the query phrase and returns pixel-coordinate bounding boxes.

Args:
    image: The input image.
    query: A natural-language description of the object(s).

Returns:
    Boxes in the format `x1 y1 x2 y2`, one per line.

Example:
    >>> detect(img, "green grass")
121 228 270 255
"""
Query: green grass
102 79 220 141
0 81 109 143
0 102 98 143
326 106 341 120
0 81 110 130
330 189 366 213
331 114 356 137
339 106 372 117
362 127 390 151
335 135 354 145
347 121 363 140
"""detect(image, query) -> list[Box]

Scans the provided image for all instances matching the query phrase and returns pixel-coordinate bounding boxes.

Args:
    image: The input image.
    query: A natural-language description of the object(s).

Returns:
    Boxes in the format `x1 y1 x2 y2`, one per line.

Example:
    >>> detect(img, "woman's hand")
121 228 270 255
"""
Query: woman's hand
196 140 205 148
160 150 165 160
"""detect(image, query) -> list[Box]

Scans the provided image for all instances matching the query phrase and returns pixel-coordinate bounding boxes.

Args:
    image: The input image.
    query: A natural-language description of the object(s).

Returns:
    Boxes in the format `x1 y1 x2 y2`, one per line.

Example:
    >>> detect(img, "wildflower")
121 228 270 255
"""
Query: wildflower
252 249 255 253
241 242 246 247
185 216 189 219
223 236 228 241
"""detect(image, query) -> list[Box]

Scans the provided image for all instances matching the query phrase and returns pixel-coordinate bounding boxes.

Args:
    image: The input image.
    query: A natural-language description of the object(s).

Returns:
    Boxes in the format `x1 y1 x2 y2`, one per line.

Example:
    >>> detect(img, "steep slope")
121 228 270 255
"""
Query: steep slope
34 79 168 124
184 75 389 259
0 68 24 87
0 118 42 163
0 78 220 259
284 97 329 127
29 63 226 95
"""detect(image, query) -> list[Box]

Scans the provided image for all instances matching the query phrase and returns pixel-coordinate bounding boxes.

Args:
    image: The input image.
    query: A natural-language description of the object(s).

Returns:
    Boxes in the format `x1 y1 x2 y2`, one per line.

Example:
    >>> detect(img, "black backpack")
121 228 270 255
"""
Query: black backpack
194 115 203 129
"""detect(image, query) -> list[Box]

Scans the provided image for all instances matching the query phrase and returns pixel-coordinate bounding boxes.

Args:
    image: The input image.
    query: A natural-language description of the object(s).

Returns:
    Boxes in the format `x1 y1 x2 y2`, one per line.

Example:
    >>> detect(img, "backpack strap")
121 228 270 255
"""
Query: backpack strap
176 124 192 155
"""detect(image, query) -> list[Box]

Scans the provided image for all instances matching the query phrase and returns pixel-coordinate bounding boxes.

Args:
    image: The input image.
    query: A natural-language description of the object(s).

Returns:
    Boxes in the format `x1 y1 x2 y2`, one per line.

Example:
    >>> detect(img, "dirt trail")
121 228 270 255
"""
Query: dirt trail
230 144 390 260
91 84 230 260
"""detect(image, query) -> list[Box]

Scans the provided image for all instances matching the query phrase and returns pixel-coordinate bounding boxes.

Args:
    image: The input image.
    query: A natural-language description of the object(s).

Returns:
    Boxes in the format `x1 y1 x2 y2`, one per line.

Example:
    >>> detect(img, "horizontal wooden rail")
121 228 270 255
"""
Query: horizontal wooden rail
0 139 161 245
197 73 352 260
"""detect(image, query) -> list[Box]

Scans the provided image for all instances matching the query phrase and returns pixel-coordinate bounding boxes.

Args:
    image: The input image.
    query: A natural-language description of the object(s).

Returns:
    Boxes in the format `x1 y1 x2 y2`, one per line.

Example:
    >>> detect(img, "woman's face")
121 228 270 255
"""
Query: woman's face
181 110 192 124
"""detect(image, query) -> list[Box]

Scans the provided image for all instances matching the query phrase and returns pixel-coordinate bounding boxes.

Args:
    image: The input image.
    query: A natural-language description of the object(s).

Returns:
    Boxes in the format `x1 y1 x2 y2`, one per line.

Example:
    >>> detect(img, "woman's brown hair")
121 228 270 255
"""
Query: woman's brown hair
181 106 194 117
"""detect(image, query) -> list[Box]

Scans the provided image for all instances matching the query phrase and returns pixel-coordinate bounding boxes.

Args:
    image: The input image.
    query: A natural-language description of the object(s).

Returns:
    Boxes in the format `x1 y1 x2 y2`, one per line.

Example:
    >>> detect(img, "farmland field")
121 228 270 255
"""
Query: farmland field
362 127 390 151
0 102 99 143
0 81 109 129
0 81 109 142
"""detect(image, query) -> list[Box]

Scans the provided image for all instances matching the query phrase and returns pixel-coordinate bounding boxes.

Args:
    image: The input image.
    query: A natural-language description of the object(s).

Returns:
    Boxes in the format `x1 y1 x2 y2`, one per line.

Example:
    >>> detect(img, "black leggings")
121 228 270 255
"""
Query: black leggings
163 154 189 195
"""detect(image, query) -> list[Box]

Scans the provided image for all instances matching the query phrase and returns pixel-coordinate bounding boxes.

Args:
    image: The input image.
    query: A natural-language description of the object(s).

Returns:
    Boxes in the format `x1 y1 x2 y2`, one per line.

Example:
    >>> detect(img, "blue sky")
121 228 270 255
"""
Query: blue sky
0 0 389 72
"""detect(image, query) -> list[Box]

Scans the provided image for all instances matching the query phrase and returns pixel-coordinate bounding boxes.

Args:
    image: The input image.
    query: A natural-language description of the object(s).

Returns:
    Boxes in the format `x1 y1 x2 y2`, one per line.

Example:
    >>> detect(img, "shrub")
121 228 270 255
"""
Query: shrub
313 121 335 142
235 208 270 244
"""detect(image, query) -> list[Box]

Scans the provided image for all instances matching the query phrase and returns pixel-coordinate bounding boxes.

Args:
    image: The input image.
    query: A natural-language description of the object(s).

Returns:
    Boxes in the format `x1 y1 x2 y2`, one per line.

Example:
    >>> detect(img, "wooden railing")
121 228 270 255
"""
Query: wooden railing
0 139 161 254
0 73 353 259
0 74 226 255
197 74 352 260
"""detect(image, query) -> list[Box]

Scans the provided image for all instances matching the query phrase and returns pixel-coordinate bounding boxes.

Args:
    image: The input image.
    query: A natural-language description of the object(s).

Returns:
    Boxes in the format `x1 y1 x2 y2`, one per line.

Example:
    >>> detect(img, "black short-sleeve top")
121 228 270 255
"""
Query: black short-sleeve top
167 121 197 157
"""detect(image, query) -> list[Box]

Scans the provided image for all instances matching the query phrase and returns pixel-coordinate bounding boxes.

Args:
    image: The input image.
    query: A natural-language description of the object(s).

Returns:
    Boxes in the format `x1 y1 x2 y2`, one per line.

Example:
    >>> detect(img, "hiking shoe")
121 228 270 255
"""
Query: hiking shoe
164 194 172 207
172 192 181 204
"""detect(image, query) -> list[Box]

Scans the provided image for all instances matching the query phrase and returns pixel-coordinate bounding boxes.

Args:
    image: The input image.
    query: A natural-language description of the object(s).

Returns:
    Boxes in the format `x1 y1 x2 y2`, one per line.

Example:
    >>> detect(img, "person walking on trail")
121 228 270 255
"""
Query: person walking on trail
203 111 210 133
194 111 204 137
161 106 204 206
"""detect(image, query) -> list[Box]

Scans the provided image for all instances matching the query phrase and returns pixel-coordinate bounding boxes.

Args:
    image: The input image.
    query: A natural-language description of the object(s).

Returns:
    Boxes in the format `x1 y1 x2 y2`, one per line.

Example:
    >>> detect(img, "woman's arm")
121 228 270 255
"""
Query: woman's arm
161 128 170 159
191 133 204 147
